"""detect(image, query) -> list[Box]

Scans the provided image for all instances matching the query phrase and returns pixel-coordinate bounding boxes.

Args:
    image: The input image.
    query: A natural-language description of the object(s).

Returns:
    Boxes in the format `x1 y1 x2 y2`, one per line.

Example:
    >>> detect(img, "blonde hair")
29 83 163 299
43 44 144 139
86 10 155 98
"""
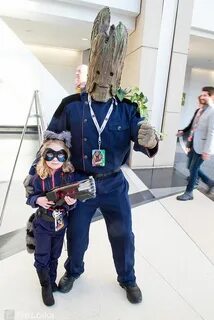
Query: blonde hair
36 140 74 179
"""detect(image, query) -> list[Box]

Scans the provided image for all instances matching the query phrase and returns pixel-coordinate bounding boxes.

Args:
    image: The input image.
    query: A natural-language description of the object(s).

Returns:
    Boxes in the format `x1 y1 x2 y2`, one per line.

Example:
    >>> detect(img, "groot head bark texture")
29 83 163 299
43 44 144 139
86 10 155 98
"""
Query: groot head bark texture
86 7 128 102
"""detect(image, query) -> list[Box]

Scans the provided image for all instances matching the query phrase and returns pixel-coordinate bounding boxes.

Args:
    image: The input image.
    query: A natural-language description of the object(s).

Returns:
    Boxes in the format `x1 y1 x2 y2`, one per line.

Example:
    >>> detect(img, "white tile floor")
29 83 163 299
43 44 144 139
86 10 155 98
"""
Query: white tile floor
160 190 214 263
121 165 148 194
1 190 214 320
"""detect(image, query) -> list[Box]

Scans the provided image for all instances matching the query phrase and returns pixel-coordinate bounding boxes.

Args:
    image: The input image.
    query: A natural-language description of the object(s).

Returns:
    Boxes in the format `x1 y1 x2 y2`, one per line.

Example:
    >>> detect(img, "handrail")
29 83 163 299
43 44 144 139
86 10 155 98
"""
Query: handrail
35 89 45 143
0 90 45 227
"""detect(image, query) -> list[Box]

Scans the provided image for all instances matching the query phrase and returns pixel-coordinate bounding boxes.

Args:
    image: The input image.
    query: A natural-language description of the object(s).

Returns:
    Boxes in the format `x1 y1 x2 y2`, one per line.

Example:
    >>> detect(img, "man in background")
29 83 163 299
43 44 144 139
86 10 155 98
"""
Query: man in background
177 86 214 201
75 64 88 93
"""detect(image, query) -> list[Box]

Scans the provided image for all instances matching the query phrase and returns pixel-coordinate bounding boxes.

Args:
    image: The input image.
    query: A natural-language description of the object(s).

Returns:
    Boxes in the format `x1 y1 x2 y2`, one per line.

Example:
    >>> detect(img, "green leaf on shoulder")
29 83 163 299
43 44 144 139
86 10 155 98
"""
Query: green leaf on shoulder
116 86 164 140
116 86 149 120
116 88 130 101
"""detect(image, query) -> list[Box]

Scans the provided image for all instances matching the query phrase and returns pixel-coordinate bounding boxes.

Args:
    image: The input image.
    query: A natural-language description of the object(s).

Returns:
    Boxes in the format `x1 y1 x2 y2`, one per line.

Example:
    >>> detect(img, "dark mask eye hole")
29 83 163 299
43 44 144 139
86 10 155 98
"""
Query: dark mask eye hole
110 72 114 76
57 152 67 162
96 70 100 75
43 148 68 162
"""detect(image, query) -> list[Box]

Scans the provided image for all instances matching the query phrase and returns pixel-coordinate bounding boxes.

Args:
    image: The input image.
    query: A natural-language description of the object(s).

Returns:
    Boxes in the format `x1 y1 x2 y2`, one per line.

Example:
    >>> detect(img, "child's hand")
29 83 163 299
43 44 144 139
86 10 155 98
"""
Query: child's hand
36 196 55 209
64 196 77 206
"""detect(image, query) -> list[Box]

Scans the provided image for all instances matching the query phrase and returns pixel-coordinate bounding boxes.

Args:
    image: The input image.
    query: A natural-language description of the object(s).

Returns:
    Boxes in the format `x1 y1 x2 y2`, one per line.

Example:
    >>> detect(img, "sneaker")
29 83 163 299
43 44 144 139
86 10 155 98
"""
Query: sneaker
120 283 142 304
207 184 214 194
176 192 193 201
58 272 77 293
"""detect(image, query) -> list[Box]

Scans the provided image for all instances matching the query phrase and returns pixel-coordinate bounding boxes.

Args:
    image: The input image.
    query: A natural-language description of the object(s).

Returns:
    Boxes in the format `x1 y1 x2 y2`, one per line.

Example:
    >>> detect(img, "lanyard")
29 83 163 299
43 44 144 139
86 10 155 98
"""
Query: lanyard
88 94 115 149
189 106 207 139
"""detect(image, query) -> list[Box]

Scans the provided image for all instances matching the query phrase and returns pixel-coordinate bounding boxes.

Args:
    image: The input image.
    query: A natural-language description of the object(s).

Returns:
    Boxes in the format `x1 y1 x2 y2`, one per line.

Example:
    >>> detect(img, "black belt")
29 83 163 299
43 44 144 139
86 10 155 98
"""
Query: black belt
36 208 65 222
77 168 121 179
39 213 54 222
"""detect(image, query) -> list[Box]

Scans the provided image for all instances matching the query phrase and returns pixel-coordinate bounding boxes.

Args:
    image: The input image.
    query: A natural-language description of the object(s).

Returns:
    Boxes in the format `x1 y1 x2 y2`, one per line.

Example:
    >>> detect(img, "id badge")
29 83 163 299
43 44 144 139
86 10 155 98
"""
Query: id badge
92 149 105 167
52 210 64 232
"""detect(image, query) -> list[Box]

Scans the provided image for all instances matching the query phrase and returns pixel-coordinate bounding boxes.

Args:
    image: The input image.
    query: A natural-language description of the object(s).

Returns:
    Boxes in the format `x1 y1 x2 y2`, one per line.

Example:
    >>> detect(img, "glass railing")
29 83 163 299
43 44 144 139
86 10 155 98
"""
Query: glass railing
179 136 188 155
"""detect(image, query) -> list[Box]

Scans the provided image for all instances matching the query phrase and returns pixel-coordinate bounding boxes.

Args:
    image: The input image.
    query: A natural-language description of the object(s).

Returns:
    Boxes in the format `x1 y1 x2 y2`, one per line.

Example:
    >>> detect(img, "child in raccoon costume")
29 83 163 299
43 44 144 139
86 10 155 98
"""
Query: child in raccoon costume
26 130 77 307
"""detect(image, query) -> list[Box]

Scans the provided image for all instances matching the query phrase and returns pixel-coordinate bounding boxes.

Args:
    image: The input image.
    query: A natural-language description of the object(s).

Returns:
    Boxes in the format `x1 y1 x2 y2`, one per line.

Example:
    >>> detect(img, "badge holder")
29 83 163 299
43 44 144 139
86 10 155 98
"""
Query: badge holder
52 210 64 232
92 149 105 167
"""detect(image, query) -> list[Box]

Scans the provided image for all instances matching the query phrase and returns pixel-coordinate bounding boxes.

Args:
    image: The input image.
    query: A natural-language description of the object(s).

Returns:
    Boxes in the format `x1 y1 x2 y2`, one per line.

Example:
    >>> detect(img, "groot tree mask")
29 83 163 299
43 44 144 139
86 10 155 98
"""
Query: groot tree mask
86 7 128 102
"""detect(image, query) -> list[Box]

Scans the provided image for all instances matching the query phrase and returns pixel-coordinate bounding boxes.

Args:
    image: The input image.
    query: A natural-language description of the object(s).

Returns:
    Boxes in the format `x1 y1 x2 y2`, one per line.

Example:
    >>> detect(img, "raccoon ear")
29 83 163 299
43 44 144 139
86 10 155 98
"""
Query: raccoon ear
43 130 71 148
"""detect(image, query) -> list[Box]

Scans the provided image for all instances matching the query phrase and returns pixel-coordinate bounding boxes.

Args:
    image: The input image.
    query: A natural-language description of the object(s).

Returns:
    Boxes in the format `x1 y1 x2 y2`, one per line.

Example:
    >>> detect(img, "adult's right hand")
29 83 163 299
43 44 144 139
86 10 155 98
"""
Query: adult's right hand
138 123 158 149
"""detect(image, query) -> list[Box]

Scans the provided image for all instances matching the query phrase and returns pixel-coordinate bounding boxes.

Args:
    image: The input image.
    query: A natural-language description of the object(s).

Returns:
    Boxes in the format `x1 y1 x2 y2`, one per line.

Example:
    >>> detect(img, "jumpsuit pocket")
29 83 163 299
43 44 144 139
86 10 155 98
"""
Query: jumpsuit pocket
108 123 129 131
108 123 129 147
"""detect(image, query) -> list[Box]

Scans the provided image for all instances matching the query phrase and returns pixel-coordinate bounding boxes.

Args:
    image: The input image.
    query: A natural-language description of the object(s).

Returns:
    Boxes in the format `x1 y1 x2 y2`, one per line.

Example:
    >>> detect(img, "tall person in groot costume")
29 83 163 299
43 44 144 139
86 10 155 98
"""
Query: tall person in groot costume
27 7 159 304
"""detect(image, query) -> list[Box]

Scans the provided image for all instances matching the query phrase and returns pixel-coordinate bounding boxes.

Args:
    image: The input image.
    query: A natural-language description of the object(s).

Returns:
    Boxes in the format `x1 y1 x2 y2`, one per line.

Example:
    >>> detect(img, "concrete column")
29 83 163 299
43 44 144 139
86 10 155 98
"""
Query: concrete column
82 49 90 65
121 0 194 168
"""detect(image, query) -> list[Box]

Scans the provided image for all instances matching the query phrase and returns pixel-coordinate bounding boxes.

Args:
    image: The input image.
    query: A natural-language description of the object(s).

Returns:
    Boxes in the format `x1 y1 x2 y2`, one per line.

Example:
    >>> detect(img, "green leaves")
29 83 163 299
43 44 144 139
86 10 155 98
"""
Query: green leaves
116 86 149 119
116 86 166 140
115 87 130 101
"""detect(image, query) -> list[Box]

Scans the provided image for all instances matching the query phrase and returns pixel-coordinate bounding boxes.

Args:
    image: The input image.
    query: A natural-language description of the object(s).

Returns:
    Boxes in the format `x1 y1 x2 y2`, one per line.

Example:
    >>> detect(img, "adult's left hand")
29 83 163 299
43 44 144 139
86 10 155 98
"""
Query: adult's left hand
138 123 158 149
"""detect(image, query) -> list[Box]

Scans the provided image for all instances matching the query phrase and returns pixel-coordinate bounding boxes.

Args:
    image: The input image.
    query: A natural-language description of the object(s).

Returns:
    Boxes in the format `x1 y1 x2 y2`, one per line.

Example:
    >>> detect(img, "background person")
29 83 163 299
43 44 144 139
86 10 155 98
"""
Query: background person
75 64 88 93
177 95 203 186
177 86 214 201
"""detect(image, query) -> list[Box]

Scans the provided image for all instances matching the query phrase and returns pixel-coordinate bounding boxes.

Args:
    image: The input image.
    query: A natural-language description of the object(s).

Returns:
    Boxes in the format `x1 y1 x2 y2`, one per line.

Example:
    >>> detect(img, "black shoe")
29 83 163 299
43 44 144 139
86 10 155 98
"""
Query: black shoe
120 283 142 304
51 282 58 292
37 270 55 306
176 192 193 201
41 286 55 306
58 272 77 293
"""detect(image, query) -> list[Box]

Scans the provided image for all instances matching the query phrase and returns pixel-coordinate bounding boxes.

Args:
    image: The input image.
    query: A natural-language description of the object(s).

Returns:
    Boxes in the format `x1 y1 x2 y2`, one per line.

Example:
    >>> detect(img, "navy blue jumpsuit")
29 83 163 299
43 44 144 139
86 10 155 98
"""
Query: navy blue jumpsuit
26 169 77 285
45 92 158 285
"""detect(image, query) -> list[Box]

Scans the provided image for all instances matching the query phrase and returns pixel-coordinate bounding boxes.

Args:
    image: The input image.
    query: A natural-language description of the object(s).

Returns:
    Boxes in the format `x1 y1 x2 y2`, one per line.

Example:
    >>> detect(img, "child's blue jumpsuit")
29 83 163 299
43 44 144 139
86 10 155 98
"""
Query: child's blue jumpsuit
26 169 77 285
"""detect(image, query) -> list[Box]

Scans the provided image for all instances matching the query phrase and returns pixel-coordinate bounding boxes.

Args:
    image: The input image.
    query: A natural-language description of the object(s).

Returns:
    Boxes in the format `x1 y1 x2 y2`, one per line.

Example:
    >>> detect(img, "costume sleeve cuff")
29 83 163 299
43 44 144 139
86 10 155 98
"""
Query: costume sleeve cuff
133 141 159 158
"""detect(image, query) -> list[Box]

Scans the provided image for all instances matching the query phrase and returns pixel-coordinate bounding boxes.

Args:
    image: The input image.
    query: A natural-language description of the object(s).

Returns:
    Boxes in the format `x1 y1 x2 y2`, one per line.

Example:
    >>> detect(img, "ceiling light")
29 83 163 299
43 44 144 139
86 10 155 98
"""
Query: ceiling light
82 38 88 41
